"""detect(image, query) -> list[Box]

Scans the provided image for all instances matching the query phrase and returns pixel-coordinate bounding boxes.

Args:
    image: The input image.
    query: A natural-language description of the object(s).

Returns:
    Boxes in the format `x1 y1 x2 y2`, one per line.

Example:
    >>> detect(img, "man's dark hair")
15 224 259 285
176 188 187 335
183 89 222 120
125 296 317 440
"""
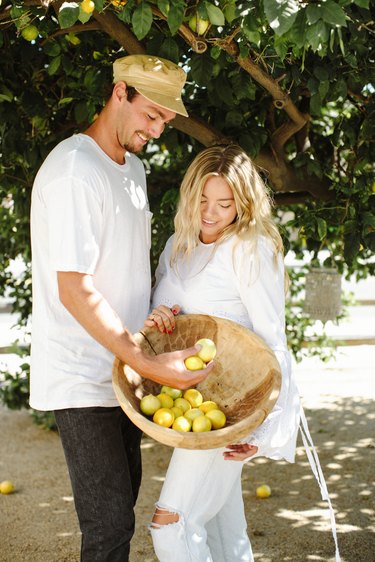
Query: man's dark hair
126 86 138 102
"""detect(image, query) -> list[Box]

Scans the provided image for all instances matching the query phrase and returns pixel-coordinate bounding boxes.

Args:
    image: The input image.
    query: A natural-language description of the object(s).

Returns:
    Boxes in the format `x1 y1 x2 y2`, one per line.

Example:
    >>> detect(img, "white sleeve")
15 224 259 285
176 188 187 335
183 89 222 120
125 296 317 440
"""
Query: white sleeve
43 177 103 274
235 239 300 460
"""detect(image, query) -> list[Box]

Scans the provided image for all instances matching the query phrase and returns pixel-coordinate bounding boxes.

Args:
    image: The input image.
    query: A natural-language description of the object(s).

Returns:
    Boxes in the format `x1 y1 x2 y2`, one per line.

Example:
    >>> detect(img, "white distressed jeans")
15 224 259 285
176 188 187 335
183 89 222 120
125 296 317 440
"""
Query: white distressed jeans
150 446 254 562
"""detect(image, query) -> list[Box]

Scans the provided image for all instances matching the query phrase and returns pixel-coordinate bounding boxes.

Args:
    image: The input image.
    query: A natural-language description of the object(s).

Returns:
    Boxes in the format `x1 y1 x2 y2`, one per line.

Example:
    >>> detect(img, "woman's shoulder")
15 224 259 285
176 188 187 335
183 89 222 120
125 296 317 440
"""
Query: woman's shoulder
230 233 276 256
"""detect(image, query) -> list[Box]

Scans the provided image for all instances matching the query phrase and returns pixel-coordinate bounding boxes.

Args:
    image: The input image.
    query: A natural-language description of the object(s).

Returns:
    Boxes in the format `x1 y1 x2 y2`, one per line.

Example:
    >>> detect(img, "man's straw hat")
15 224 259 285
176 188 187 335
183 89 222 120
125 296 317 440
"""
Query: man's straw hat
113 314 281 449
113 54 188 117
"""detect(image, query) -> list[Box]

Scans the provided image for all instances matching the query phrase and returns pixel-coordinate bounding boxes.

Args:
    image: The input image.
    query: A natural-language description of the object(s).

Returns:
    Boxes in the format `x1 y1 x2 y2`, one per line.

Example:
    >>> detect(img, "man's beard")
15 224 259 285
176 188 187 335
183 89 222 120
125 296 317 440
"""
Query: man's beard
123 131 149 154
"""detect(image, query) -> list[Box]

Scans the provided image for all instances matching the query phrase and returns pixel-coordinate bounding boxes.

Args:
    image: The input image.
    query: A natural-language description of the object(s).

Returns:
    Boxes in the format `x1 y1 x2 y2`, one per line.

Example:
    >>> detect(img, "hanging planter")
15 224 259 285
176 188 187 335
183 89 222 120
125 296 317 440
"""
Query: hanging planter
304 267 342 322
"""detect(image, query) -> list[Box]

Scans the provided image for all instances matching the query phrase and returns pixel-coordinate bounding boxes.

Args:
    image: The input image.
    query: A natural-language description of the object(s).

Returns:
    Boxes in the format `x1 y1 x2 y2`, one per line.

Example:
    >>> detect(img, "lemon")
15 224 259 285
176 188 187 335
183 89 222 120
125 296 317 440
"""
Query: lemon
171 406 183 419
21 25 38 42
173 397 191 414
195 338 216 362
0 480 15 494
184 356 205 371
172 416 192 432
205 409 226 429
140 394 161 416
153 408 175 428
81 0 95 14
192 415 212 432
256 484 271 498
188 14 209 35
184 388 203 407
156 393 174 409
161 385 182 400
199 400 218 413
184 408 204 423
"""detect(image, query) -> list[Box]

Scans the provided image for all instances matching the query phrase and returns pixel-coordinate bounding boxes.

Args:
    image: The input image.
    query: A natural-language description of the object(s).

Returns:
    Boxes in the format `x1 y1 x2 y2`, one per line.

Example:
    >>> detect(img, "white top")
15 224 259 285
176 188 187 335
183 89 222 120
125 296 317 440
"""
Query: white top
152 235 301 462
30 134 152 410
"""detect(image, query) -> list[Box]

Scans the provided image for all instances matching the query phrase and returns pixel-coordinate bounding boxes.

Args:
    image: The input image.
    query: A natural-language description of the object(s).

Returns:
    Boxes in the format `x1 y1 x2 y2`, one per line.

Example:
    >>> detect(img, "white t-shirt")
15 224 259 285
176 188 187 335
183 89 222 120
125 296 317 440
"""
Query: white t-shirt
30 134 152 410
152 235 301 462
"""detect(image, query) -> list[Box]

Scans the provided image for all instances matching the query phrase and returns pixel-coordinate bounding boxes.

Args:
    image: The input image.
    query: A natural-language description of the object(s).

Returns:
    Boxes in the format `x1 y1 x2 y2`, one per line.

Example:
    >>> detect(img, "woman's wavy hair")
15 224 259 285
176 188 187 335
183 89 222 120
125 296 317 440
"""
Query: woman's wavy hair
171 144 284 266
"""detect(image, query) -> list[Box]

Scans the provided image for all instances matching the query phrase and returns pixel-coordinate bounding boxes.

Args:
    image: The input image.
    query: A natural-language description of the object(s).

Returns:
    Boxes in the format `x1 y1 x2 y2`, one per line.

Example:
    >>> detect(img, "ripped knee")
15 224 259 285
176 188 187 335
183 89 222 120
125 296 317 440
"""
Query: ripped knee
150 505 180 529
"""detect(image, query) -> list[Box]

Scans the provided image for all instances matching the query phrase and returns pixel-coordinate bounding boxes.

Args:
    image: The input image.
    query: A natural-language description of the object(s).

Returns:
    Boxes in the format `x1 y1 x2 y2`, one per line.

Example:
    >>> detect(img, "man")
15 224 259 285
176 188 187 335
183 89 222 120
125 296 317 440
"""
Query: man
29 54 212 561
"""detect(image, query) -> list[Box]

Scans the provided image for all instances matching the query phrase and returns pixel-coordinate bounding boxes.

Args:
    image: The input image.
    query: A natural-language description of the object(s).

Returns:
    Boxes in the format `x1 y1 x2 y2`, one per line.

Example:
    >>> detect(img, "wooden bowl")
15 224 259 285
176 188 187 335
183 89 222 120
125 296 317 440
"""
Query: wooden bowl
112 314 281 449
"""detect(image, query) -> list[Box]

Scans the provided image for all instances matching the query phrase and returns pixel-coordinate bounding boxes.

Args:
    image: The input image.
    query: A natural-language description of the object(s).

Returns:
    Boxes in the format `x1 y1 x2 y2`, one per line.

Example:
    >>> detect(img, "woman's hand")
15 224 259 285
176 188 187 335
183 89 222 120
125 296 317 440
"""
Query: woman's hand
144 304 181 333
223 443 258 461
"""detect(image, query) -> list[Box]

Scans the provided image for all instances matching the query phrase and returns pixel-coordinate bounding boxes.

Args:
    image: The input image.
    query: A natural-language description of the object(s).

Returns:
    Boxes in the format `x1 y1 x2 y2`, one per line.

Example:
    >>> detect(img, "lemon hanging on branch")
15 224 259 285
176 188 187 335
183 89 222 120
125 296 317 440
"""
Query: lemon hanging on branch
81 0 95 14
21 25 38 42
188 14 209 36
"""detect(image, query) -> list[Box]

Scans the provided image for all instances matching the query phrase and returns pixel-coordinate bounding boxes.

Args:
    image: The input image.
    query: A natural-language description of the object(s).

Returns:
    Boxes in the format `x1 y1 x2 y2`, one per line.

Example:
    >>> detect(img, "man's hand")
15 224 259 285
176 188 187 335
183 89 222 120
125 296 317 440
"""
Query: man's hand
223 443 258 461
145 343 214 390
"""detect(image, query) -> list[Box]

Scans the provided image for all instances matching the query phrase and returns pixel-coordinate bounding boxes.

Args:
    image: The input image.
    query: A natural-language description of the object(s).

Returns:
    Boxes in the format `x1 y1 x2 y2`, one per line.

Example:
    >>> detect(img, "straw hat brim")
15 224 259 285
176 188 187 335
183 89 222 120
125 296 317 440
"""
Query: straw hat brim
112 314 281 449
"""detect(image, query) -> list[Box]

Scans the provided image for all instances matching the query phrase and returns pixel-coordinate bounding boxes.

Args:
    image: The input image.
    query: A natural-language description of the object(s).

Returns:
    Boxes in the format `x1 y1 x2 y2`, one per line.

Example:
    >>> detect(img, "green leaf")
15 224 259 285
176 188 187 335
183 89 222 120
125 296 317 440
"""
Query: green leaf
167 1 184 35
231 72 256 100
47 55 61 76
78 7 92 24
132 2 153 40
274 35 289 61
205 3 225 26
94 0 104 10
318 80 330 101
190 55 214 86
354 0 369 7
263 0 299 36
306 4 321 25
74 101 90 124
0 85 14 103
225 110 243 128
316 218 327 241
306 20 329 52
224 1 237 23
43 41 61 57
58 2 80 29
159 38 179 63
58 97 75 107
344 224 361 264
157 0 170 17
321 0 347 27
287 10 307 48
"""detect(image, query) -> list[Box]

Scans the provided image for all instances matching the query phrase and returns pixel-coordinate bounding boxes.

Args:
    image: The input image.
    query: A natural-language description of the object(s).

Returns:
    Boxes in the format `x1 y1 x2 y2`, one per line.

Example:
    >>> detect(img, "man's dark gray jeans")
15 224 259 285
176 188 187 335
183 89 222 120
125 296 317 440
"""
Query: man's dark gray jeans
54 406 142 562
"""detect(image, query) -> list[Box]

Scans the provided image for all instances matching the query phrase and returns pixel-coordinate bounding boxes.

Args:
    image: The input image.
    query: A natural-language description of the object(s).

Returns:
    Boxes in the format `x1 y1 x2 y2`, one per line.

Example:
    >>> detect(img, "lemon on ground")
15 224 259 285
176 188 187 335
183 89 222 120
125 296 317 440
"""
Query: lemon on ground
195 338 216 362
157 393 174 409
205 409 226 429
153 408 175 428
173 397 191 413
161 385 182 400
184 408 204 423
140 394 161 416
256 484 271 498
172 416 192 432
0 480 15 494
184 355 205 371
184 388 203 407
199 400 218 413
192 415 212 433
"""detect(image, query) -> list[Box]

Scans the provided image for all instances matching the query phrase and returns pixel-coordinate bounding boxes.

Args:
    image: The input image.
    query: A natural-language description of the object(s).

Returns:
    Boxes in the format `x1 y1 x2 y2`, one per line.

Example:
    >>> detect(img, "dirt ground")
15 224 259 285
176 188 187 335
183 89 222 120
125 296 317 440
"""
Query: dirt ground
1 388 374 562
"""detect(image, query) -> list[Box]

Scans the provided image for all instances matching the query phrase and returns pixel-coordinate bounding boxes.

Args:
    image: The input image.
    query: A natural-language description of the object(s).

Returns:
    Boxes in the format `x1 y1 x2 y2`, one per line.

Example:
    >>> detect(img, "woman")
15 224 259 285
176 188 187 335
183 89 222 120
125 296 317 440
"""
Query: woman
146 144 301 562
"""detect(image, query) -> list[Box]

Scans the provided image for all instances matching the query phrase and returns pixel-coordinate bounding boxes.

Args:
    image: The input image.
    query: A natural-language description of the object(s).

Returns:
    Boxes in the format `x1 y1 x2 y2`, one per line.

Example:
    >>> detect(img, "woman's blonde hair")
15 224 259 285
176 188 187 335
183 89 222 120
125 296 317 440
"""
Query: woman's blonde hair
171 144 284 265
